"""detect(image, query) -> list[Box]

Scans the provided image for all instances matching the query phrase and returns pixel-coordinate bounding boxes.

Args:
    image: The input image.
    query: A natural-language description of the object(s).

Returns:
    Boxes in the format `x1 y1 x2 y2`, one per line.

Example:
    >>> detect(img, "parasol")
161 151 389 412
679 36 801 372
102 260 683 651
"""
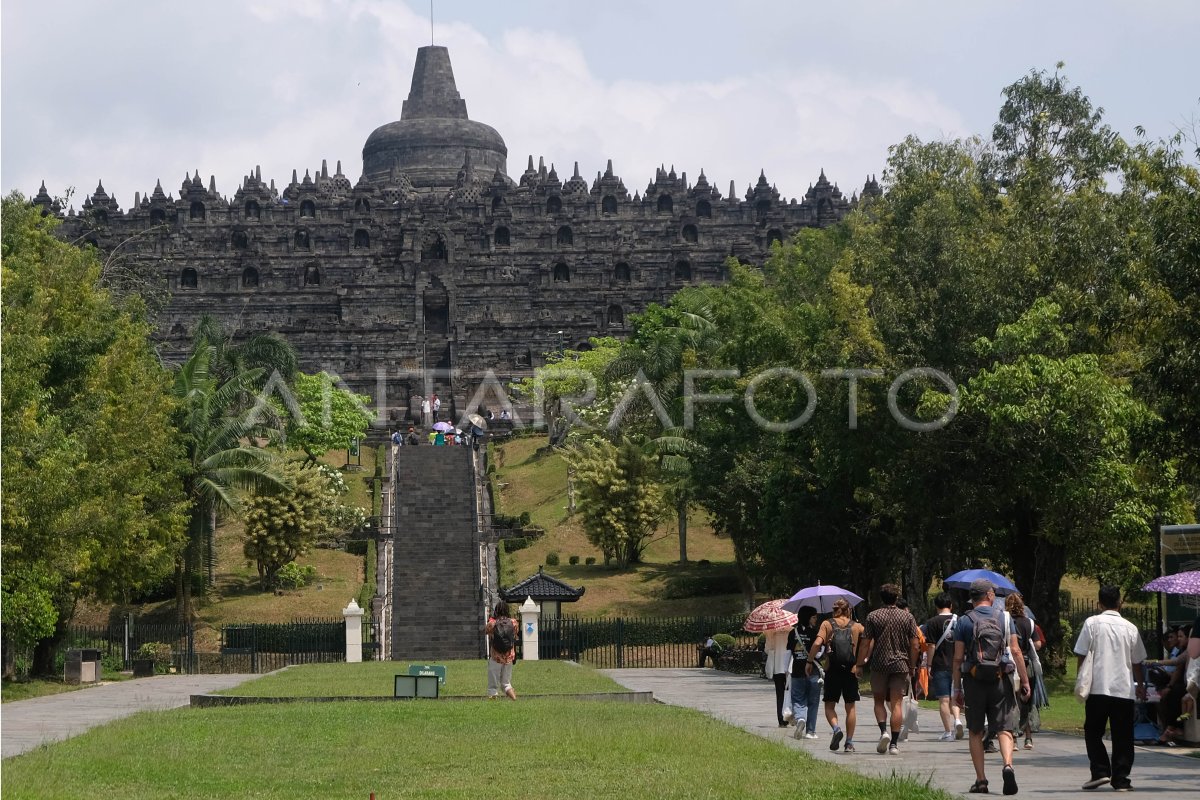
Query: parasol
1142 570 1200 595
743 599 799 633
781 584 864 615
944 569 1018 596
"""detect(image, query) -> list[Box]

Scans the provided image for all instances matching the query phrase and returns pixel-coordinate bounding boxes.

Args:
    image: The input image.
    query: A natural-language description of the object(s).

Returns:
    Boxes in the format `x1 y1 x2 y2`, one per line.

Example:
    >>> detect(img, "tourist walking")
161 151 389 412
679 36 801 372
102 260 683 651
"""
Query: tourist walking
432 393 441 421
485 600 518 700
921 591 964 741
952 578 1031 795
1074 585 1147 792
858 583 921 756
420 396 431 426
1005 593 1042 750
788 606 822 740
406 426 420 446
808 598 863 753
765 625 793 727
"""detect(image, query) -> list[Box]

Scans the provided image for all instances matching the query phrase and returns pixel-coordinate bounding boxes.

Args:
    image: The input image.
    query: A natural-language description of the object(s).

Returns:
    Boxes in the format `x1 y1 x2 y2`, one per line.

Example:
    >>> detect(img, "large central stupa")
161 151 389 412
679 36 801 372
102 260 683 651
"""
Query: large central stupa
361 46 508 191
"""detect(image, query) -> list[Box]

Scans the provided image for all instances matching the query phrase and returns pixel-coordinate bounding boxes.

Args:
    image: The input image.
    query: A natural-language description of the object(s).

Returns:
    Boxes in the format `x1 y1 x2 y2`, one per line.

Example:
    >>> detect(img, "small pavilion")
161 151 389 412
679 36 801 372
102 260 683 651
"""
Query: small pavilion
500 567 585 619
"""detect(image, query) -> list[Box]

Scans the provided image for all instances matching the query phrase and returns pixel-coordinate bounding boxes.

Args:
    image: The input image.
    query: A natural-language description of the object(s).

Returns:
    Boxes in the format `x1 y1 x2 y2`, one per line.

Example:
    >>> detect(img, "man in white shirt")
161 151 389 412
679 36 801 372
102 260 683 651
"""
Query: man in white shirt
1074 585 1147 792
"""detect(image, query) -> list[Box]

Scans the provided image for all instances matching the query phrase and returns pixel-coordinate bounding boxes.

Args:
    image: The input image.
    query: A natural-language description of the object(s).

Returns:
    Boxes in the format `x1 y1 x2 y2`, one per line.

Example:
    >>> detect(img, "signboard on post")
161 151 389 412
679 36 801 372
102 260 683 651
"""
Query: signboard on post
407 663 447 684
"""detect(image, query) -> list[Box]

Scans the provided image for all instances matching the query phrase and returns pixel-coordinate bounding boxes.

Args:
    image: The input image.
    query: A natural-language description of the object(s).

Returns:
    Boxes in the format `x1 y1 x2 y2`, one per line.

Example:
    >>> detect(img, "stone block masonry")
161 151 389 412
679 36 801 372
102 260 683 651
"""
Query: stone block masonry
390 445 483 660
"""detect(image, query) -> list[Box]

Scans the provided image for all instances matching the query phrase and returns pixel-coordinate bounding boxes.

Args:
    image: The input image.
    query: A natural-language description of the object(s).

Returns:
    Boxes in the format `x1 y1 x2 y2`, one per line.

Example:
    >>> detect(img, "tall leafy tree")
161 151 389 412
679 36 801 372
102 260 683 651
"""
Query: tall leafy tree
172 343 288 620
2 194 187 675
278 371 373 466
570 436 667 567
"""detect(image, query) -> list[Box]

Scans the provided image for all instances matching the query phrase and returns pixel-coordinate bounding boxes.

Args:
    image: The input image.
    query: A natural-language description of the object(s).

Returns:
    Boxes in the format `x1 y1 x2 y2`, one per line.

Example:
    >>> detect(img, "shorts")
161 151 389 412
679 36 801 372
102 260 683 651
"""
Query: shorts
930 668 953 699
823 665 860 703
870 670 910 701
962 674 1016 735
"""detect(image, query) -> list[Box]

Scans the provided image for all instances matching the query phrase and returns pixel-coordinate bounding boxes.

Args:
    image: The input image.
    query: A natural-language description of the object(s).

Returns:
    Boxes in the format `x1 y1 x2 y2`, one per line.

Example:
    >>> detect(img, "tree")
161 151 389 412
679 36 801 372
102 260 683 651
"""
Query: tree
570 436 667 567
510 337 622 445
2 194 188 675
278 371 372 465
172 343 289 620
243 461 329 587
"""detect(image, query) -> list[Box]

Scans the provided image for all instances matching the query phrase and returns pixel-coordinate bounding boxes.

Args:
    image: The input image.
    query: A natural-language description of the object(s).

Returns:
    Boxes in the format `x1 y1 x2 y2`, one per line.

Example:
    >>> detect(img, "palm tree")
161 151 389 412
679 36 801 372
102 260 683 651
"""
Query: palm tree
173 344 289 621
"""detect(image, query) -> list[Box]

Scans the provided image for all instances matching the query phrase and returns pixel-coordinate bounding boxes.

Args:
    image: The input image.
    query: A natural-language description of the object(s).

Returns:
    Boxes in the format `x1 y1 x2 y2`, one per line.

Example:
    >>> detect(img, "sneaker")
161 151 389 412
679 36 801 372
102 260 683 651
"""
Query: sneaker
829 729 845 751
1023 738 1033 750
984 740 999 754
805 732 820 739
1081 777 1110 791
888 743 900 755
939 731 955 741
1001 765 1018 796
792 724 804 740
899 724 908 742
877 731 891 754
955 719 965 740
795 717 806 731
843 742 857 753
1111 785 1132 793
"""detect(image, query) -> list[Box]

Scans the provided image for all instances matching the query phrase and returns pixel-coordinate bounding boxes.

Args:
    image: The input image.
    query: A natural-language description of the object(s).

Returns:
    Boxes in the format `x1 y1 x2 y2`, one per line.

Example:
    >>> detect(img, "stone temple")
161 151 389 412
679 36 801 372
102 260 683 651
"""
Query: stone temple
36 45 876 424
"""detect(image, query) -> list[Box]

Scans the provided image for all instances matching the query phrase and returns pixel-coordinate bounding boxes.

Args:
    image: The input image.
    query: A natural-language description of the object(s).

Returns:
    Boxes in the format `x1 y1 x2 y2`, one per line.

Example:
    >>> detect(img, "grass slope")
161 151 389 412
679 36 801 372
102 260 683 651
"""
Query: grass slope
492 437 744 617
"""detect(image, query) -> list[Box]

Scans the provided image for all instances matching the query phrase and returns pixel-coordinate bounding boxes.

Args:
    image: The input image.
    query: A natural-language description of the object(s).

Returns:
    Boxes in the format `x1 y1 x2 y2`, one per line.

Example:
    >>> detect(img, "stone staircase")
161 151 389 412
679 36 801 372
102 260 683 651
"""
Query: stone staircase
389 445 487 660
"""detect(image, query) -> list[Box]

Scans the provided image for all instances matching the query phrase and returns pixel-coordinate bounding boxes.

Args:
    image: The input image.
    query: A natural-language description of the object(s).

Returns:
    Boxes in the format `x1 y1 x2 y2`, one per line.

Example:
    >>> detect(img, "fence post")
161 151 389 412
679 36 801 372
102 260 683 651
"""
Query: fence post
186 625 195 674
520 596 541 661
616 617 625 669
343 599 365 663
124 614 132 669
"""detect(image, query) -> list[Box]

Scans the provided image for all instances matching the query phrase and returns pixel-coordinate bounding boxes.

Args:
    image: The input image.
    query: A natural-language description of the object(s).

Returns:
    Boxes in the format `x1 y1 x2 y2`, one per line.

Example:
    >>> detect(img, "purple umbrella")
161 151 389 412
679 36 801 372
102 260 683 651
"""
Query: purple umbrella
782 584 864 615
432 421 455 432
1143 570 1200 595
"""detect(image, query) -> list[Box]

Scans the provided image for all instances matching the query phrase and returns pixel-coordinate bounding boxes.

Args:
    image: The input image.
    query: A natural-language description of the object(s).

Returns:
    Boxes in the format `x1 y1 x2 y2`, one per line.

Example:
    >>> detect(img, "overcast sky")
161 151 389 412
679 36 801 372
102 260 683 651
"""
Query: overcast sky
3 1 1197 209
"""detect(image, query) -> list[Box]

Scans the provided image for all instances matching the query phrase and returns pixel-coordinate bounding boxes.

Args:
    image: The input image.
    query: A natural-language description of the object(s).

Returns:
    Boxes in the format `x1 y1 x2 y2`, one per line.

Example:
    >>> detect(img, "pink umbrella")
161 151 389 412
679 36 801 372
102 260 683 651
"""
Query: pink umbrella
1143 570 1200 595
743 599 799 633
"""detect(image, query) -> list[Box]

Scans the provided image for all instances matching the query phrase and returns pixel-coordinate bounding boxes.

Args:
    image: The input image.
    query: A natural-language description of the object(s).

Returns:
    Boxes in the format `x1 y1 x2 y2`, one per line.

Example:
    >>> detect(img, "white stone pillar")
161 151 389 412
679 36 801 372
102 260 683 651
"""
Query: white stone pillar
343 599 364 663
519 596 541 661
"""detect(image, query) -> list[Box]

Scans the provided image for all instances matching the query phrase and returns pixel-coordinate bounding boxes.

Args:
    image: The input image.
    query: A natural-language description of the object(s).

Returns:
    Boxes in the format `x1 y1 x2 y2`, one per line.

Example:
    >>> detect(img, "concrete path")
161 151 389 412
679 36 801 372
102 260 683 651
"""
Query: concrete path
1 674 256 758
604 668 1199 797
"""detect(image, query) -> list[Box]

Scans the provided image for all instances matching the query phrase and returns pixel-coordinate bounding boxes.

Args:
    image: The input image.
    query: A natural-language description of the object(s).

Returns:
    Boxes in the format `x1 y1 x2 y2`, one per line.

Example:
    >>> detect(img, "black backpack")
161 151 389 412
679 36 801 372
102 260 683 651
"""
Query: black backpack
966 608 1009 681
829 620 856 667
491 618 515 654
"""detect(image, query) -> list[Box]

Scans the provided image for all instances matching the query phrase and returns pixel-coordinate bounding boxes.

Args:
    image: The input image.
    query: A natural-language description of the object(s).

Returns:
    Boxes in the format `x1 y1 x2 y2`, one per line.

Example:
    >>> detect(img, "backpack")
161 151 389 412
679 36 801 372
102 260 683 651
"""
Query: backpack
829 620 856 667
966 608 1010 681
1013 616 1035 667
491 618 515 654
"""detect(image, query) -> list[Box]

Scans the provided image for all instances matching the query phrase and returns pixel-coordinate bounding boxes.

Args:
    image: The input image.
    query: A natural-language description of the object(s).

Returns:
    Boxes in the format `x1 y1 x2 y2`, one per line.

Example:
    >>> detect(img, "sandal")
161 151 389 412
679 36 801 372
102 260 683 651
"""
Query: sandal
969 779 990 794
1024 738 1033 750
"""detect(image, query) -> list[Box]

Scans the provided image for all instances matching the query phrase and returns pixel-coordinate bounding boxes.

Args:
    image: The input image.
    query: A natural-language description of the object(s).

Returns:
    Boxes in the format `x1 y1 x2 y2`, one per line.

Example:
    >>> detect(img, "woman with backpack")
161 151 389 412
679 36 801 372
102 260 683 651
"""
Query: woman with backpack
485 600 518 700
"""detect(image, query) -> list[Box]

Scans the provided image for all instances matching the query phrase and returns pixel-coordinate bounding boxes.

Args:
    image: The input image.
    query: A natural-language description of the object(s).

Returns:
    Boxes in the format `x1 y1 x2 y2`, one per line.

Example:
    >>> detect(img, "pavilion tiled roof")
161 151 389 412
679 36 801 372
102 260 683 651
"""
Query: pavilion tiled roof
500 566 585 602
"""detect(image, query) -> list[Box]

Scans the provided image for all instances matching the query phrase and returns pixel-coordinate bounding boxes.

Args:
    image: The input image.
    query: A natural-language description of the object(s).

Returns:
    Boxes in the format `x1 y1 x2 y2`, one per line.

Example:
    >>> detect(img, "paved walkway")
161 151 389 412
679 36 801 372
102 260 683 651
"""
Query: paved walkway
1 674 256 758
604 669 1199 797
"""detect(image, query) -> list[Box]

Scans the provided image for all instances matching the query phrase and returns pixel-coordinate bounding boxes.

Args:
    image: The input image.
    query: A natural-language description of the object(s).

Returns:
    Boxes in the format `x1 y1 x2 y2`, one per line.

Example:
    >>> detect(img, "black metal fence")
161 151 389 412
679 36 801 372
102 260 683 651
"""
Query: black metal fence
536 614 759 669
57 620 193 672
217 618 385 674
51 617 380 676
1064 600 1161 657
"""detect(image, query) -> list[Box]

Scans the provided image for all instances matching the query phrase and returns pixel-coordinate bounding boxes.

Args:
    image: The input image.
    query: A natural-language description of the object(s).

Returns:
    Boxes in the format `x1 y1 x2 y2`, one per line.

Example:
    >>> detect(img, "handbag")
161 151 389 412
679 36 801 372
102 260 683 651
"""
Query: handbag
1074 651 1093 703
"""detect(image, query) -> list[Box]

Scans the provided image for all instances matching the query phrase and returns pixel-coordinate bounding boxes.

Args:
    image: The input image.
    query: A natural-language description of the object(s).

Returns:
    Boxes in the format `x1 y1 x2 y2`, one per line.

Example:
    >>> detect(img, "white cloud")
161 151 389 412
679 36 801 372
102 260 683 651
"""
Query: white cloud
0 3 986 207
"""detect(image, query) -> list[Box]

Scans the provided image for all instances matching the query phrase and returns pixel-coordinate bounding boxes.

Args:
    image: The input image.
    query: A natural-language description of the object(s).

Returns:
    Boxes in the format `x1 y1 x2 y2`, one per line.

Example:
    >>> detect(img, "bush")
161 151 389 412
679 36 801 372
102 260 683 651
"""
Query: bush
545 551 560 566
518 511 532 527
135 641 173 672
276 562 318 589
568 555 580 565
502 536 529 553
345 539 369 556
585 556 596 565
713 633 736 652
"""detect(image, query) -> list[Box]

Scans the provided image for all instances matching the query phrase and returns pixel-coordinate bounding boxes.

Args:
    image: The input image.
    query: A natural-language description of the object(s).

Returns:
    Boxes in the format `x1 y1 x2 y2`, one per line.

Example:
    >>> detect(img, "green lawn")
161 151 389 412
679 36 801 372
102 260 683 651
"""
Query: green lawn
217 659 627 697
2 672 132 703
3 699 955 800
